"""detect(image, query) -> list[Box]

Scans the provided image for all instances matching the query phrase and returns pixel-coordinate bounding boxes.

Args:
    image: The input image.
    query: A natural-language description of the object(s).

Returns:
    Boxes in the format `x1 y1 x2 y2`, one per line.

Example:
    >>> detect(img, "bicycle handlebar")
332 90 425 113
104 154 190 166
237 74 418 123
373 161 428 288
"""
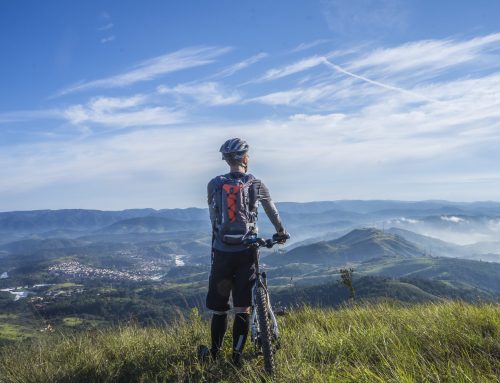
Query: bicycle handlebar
243 233 290 248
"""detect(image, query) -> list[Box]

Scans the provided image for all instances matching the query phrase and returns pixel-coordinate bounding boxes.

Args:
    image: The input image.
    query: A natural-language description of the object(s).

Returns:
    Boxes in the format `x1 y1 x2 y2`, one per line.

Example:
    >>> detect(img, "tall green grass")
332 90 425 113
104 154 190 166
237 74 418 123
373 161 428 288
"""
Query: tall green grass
0 301 499 382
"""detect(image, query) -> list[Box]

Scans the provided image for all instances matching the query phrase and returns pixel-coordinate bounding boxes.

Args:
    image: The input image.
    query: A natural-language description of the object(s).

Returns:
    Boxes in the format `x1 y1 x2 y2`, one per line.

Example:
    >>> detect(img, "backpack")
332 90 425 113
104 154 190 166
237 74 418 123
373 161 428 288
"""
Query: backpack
212 174 258 245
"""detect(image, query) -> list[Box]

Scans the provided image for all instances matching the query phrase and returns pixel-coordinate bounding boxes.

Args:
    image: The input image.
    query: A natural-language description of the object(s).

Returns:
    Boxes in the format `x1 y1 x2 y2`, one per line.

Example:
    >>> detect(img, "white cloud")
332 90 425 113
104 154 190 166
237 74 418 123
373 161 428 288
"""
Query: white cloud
249 75 374 107
257 55 325 81
252 55 440 106
4 33 500 209
250 33 500 108
323 59 439 102
349 33 500 76
97 22 114 31
62 95 184 127
157 82 241 106
322 0 409 36
288 113 345 123
3 100 500 208
57 46 231 95
0 125 229 199
399 218 419 224
100 35 115 44
290 39 330 53
441 216 465 223
214 53 268 78
249 87 317 106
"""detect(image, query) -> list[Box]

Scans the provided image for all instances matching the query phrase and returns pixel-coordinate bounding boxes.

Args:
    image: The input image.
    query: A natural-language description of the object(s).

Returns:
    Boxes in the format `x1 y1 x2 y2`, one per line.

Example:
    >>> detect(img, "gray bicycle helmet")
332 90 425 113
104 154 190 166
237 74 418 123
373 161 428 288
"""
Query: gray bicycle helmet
219 138 249 161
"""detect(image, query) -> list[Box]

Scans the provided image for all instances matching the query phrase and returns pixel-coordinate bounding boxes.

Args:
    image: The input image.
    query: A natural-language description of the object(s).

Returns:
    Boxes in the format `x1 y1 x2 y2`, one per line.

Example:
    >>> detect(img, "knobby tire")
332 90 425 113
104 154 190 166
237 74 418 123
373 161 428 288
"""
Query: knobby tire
256 285 275 375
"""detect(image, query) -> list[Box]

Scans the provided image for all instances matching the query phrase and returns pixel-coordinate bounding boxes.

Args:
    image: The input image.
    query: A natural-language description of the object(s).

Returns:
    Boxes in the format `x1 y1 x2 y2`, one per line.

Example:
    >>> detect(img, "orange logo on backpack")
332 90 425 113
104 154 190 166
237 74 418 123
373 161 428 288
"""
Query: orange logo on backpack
223 184 241 223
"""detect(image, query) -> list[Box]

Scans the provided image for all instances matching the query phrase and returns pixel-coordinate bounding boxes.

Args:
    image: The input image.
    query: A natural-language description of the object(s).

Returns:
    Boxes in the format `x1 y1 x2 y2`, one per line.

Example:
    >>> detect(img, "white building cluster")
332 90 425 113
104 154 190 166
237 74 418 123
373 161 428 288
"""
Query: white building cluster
48 261 153 281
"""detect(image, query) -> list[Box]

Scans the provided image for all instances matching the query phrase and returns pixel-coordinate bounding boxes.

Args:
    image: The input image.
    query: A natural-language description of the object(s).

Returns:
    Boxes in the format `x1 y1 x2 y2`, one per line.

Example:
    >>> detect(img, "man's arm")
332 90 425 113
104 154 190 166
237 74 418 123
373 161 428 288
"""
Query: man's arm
256 180 285 233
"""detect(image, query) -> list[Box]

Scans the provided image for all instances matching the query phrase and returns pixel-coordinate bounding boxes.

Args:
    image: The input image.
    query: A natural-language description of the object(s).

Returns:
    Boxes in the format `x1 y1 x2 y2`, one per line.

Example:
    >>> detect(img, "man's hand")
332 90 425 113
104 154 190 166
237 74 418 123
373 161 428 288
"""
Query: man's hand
273 230 289 244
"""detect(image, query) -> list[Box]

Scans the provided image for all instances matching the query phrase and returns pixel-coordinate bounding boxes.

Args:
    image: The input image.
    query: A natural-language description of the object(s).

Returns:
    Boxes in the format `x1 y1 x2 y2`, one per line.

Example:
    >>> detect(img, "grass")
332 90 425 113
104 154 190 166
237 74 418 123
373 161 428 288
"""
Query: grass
48 283 82 291
0 301 499 382
0 324 31 342
62 317 83 327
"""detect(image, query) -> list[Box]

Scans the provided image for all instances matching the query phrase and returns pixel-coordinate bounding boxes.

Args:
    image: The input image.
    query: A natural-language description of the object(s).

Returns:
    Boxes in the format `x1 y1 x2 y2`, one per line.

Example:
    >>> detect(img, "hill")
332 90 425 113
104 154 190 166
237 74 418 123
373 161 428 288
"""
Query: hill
359 256 500 294
272 275 498 304
99 216 208 234
0 302 498 382
270 228 425 266
387 227 466 257
0 238 90 254
0 208 208 234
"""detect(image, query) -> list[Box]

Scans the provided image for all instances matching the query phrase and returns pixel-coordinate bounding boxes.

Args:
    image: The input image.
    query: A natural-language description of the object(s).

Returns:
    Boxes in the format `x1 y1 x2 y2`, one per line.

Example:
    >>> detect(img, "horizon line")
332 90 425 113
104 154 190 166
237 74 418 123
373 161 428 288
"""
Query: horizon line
2 198 500 214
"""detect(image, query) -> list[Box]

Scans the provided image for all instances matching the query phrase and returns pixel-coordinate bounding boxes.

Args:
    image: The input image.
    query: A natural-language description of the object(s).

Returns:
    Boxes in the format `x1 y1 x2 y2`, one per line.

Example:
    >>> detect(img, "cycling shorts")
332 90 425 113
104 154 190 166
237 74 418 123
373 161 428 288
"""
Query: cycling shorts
206 248 256 312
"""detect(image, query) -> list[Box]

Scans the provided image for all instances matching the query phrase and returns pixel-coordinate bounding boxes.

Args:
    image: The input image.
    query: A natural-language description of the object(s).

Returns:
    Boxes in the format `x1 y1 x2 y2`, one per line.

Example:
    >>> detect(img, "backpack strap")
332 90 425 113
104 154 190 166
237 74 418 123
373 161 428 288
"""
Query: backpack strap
244 174 258 215
211 175 226 230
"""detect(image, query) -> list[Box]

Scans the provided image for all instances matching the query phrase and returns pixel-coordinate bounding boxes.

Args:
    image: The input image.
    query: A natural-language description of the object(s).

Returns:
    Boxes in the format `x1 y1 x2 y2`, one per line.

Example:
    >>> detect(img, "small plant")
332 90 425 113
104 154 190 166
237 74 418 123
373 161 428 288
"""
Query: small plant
340 268 356 300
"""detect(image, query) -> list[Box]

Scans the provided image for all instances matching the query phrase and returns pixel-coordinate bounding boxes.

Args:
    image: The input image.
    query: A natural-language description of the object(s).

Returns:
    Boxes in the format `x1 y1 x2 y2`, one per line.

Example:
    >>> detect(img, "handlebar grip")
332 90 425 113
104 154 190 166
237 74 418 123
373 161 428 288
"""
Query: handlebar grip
272 232 290 242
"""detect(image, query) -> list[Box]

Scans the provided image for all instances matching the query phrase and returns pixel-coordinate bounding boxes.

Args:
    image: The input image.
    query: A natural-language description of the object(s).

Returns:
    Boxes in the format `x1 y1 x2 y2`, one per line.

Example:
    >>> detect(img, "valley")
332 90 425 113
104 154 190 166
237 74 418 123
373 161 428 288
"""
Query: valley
1 200 499 345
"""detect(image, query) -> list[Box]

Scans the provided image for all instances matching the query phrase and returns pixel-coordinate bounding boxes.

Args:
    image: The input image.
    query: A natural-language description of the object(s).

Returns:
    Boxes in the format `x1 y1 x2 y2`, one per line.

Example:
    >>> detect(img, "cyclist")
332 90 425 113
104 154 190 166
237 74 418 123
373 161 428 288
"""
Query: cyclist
203 138 288 366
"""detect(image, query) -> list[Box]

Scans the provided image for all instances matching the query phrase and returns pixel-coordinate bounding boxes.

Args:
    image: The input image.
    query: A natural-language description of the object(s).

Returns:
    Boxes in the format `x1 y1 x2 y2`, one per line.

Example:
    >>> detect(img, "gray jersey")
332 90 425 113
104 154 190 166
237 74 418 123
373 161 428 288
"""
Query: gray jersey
207 171 285 252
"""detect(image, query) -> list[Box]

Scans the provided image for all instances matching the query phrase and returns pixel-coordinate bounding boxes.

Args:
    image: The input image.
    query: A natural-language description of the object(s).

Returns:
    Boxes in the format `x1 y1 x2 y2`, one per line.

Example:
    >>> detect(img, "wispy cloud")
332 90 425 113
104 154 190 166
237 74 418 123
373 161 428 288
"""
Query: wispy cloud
214 52 268 78
97 12 115 44
157 82 241 106
250 33 500 107
257 55 325 81
100 35 115 44
57 46 231 95
290 39 329 53
4 97 500 206
97 22 114 31
349 33 500 76
62 95 184 127
5 32 500 208
255 34 500 87
322 58 438 103
249 69 379 107
249 84 337 106
321 0 409 36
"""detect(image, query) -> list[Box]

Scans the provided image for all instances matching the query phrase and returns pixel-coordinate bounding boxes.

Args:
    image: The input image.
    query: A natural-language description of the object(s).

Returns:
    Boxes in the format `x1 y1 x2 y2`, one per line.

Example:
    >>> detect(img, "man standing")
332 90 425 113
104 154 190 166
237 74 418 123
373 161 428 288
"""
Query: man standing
202 138 288 366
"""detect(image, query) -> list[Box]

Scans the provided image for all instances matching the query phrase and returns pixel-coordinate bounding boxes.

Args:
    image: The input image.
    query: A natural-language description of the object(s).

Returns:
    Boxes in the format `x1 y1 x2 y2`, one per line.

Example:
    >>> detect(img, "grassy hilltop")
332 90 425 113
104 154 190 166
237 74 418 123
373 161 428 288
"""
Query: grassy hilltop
0 301 499 383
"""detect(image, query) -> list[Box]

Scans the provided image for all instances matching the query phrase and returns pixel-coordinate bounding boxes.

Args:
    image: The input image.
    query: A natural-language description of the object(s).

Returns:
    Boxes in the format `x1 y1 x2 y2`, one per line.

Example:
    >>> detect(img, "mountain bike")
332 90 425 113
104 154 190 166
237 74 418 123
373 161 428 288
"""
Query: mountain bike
243 232 289 375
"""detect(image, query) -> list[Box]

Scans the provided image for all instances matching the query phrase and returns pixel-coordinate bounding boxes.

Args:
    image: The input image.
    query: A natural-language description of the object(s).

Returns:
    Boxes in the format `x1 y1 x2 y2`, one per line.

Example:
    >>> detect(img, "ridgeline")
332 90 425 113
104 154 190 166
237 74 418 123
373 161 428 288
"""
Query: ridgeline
1 301 499 382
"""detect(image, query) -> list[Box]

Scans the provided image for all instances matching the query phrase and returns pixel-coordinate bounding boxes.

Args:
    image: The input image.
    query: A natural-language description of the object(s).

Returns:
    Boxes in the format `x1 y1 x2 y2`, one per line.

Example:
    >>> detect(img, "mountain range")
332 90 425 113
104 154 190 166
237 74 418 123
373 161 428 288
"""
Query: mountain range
1 201 500 347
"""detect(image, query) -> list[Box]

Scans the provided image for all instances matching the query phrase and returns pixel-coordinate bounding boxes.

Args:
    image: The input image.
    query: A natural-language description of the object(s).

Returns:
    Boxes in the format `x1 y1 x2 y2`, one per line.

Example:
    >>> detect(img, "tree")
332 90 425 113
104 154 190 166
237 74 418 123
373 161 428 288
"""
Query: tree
339 268 356 300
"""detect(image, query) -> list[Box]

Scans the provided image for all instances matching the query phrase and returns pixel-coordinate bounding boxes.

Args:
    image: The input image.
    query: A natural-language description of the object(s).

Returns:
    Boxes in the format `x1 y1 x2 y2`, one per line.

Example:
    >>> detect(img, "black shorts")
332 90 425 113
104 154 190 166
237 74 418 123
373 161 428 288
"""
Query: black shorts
206 248 256 312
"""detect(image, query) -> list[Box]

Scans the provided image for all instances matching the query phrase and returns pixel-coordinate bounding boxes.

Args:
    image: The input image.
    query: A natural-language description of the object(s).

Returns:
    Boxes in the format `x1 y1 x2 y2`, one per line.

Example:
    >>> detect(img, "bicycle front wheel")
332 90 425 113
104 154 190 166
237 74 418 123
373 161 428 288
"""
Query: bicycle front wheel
256 285 275 374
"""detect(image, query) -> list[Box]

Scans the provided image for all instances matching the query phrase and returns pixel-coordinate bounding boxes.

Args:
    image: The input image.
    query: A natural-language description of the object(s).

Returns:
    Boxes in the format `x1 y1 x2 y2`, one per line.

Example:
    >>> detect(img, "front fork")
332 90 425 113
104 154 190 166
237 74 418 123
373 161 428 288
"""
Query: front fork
251 272 279 351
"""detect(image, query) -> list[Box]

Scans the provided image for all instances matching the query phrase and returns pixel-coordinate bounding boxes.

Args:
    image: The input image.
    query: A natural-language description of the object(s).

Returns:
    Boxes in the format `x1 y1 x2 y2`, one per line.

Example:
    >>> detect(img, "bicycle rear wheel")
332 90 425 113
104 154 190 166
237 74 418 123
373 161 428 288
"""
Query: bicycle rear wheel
255 285 275 374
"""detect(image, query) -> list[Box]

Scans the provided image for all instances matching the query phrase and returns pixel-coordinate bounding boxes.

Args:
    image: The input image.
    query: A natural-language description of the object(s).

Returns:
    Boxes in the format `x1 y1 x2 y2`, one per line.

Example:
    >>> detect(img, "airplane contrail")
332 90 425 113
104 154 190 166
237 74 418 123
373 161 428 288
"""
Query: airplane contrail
321 58 440 103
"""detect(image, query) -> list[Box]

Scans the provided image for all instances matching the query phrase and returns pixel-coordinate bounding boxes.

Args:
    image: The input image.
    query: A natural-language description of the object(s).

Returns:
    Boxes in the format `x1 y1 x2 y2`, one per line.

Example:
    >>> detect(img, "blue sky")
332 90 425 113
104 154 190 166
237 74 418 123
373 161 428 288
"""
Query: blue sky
2 0 500 210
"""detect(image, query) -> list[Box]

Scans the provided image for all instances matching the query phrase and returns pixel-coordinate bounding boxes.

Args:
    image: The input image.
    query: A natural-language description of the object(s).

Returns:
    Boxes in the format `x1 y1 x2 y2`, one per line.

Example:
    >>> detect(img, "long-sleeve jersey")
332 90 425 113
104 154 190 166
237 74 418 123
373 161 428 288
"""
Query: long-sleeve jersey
207 171 285 252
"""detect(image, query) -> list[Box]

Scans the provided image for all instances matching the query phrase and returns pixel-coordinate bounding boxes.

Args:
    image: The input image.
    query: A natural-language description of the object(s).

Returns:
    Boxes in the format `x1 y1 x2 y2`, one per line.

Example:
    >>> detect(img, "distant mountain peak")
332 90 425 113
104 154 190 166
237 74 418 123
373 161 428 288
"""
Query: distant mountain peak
330 227 403 245
270 227 424 267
